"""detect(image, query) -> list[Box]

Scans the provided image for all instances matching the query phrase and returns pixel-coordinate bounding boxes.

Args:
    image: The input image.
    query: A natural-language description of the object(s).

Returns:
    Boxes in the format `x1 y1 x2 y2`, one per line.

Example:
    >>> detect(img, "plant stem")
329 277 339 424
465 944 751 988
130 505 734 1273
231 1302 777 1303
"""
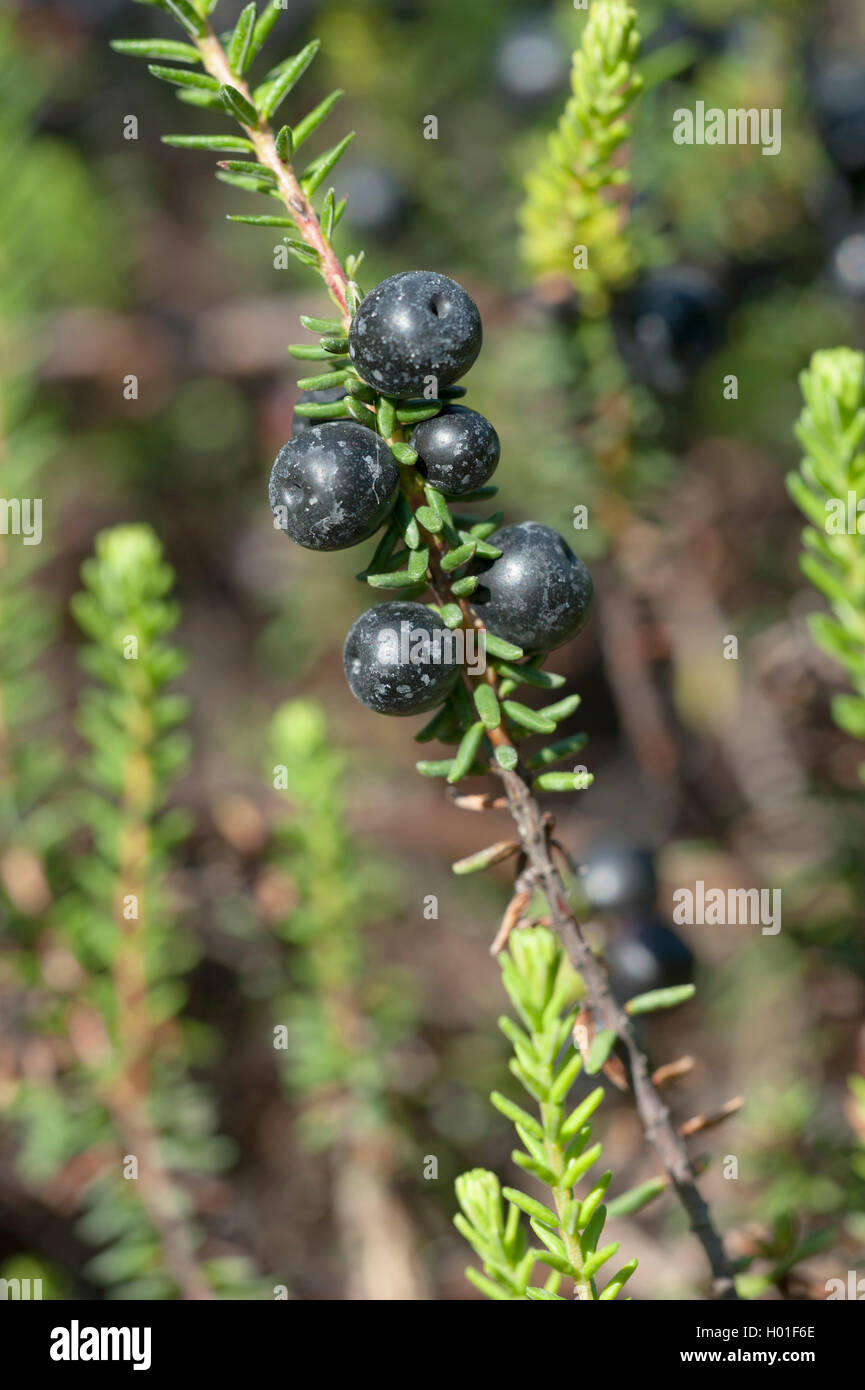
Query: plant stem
398 434 738 1297
108 665 213 1301
496 762 738 1300
195 31 352 325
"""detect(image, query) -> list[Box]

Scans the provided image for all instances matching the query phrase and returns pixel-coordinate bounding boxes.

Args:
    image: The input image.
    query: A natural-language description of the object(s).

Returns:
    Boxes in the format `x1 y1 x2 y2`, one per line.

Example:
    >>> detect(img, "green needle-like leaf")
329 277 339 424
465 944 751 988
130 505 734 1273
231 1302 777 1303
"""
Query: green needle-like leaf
501 1189 558 1230
585 1030 616 1075
366 569 417 589
219 159 276 181
390 442 419 467
473 683 501 731
256 40 320 120
447 721 486 783
293 89 345 150
606 1177 667 1219
112 39 202 62
440 541 476 572
219 83 260 126
625 983 696 1016
494 661 566 691
415 505 442 533
481 633 524 661
227 213 294 225
289 343 347 360
408 547 429 583
503 701 556 735
560 1087 605 1140
274 124 294 161
415 758 456 778
164 134 254 150
301 133 356 195
227 3 257 74
247 0 283 64
490 1093 544 1138
293 400 349 420
599 1258 638 1300
161 0 206 37
450 576 478 598
539 693 582 725
526 732 588 769
148 65 220 92
397 402 441 424
295 370 349 390
377 396 396 438
533 770 592 792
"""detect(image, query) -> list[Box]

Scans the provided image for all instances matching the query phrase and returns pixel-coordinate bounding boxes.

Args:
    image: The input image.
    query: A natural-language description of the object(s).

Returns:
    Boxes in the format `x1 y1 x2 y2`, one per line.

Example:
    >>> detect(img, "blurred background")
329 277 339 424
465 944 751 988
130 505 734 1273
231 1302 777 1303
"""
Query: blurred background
1 0 864 1300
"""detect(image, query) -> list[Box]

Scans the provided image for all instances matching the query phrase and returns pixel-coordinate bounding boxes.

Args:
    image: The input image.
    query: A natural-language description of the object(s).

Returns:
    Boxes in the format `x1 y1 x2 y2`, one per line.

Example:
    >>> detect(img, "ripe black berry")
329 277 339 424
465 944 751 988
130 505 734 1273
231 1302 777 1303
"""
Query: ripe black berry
612 266 723 394
811 56 865 178
292 385 346 435
471 522 593 653
410 405 500 496
606 920 694 1001
269 421 399 551
582 841 657 917
343 601 461 715
348 270 482 398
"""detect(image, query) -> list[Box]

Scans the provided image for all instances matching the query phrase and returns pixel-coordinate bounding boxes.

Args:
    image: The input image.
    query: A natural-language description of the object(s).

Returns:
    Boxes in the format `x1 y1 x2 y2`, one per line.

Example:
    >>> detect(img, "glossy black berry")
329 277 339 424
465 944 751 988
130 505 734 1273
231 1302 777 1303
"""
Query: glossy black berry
611 267 724 394
348 270 482 398
269 421 399 551
343 601 461 716
410 405 500 496
811 56 865 177
606 920 694 1001
471 522 593 653
291 386 346 436
582 842 658 917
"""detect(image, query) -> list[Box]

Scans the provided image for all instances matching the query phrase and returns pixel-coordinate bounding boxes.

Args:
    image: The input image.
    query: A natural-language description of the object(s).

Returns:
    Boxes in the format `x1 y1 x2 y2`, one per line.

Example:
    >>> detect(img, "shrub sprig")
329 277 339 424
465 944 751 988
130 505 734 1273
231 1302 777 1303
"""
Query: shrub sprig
117 0 739 1301
789 348 865 775
456 927 645 1301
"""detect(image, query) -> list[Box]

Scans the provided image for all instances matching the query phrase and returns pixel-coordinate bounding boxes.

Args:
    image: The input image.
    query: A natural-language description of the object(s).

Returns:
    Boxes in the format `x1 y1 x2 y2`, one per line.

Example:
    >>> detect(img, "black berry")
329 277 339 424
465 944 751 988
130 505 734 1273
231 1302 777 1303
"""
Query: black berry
343 601 461 716
348 270 482 398
582 841 658 917
292 385 346 435
410 405 500 496
606 920 694 1001
612 266 723 394
471 522 593 653
269 421 399 551
811 56 865 178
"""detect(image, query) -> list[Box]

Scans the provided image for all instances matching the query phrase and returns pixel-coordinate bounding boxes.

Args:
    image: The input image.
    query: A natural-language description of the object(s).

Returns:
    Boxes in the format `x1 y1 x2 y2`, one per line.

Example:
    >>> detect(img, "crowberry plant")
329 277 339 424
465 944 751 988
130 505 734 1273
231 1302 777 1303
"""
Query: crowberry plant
117 0 739 1300
789 348 865 775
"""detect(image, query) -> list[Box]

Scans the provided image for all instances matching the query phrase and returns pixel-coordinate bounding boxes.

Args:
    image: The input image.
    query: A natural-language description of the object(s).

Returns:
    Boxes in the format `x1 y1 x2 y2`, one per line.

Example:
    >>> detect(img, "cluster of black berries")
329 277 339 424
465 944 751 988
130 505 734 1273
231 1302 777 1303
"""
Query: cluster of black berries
269 270 593 744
